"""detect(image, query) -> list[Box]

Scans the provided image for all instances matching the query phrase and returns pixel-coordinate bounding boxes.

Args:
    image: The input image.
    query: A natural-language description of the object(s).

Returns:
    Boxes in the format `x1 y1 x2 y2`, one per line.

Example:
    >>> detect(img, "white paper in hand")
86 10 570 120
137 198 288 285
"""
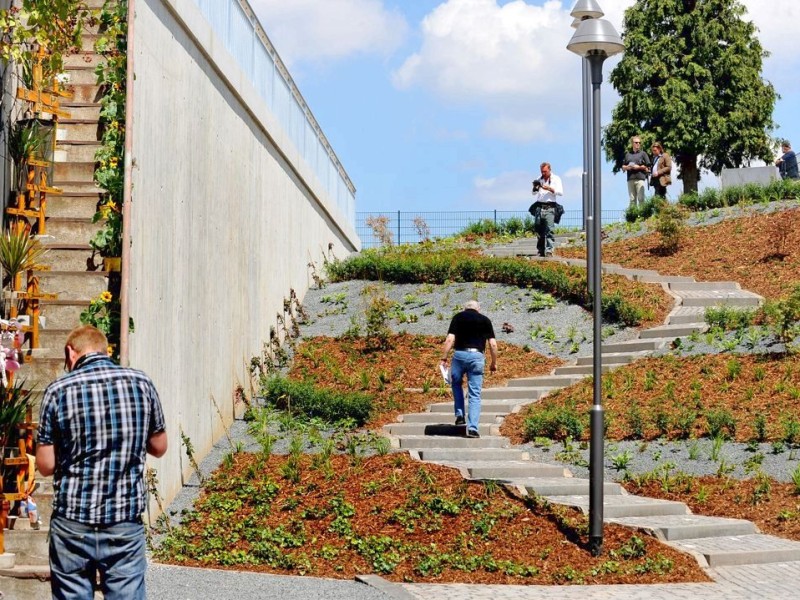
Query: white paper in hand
439 363 450 384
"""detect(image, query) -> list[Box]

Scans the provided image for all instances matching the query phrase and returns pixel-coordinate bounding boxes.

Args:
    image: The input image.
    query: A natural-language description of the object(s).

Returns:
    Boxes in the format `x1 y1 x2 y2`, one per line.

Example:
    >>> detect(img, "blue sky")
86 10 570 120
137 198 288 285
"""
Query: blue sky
249 0 800 215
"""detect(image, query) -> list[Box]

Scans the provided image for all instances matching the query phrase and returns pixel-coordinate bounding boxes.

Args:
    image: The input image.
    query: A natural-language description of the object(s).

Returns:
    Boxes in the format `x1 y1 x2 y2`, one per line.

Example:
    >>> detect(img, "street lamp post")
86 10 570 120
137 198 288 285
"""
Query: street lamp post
570 0 604 295
567 13 624 557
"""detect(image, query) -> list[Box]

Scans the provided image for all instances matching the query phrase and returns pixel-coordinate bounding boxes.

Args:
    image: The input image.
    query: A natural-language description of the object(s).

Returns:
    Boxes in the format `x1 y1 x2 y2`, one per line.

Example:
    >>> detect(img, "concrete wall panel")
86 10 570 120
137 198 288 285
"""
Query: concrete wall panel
131 0 359 509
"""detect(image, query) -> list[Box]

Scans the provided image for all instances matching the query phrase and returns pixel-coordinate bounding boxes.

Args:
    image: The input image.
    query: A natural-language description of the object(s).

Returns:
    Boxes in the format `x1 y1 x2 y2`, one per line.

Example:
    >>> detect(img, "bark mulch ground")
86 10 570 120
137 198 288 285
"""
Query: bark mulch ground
558 206 800 300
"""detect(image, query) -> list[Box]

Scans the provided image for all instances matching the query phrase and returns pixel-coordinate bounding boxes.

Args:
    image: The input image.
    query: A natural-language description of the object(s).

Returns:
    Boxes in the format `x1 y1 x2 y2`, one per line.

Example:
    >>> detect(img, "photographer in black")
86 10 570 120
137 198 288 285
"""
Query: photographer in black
528 162 564 257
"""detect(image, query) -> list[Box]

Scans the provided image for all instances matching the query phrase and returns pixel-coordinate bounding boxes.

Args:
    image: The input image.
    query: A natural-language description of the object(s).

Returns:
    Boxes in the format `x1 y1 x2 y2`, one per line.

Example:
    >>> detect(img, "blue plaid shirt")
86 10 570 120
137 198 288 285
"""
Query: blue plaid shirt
38 353 166 525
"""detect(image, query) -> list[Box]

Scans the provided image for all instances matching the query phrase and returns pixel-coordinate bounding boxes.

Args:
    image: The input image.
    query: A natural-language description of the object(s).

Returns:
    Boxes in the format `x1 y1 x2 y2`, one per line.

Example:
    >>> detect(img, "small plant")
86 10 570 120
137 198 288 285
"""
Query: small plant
365 215 394 246
610 449 632 472
179 429 205 485
791 464 800 495
412 216 431 242
705 408 736 440
653 203 685 255
527 291 557 312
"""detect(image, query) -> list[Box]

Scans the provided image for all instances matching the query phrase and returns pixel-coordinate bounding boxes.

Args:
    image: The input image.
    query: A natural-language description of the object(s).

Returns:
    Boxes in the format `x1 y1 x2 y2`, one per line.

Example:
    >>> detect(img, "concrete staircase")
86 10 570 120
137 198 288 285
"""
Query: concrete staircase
3 0 107 577
383 253 800 572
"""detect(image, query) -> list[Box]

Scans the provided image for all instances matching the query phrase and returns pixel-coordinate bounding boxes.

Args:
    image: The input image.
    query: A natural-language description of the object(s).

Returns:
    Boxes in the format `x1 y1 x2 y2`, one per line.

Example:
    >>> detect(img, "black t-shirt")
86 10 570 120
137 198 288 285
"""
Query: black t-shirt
447 309 495 352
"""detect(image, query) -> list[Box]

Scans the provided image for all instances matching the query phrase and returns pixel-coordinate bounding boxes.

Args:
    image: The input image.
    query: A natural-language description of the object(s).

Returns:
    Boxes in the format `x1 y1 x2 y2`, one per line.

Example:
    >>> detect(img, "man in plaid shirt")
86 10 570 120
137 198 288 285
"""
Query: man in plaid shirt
37 325 167 599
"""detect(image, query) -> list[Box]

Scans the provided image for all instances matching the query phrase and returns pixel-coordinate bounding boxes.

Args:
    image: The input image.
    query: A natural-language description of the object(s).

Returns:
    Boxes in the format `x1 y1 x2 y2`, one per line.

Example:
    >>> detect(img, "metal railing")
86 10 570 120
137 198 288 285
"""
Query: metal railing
190 0 356 224
355 210 626 248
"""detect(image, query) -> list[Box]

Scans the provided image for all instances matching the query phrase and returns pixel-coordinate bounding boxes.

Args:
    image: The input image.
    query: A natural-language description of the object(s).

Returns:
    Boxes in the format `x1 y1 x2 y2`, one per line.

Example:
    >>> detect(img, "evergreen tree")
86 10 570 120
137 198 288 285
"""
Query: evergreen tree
604 0 777 194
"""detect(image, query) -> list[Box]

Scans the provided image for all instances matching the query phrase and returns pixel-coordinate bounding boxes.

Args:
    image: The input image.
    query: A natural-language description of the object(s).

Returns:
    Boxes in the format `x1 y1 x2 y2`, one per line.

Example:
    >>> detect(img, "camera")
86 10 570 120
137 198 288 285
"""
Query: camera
532 179 542 192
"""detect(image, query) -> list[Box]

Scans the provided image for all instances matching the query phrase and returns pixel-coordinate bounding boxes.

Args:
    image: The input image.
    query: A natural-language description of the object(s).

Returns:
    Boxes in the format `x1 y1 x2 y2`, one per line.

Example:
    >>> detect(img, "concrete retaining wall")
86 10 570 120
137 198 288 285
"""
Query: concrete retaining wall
130 0 359 508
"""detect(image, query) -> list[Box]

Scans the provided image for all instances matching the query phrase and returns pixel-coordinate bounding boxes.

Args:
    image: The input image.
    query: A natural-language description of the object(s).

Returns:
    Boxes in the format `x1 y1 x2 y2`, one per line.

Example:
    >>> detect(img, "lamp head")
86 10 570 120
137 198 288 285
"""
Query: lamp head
570 0 604 20
567 18 624 58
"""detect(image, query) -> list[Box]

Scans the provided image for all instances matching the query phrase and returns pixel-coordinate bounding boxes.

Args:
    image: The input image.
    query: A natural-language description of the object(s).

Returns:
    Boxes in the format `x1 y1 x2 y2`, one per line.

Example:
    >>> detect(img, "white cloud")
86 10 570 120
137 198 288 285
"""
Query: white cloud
472 170 534 208
250 0 408 65
564 166 583 179
392 0 578 109
481 116 551 143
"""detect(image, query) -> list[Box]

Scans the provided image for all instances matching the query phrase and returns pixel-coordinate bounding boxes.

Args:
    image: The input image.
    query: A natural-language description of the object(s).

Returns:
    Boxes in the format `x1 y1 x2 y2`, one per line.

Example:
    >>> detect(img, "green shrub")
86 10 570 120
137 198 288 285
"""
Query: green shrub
704 306 755 331
705 407 737 440
625 196 664 222
262 377 372 426
523 403 586 441
762 284 800 347
654 203 685 255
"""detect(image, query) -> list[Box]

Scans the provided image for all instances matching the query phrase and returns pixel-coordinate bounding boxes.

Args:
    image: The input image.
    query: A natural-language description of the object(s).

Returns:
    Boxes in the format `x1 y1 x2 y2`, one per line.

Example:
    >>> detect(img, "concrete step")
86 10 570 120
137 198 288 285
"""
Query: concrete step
396 435 509 450
40 299 90 329
481 387 551 400
669 281 741 291
609 514 757 541
553 364 617 376
2 528 50 566
600 339 669 354
56 140 101 162
433 460 566 480
506 375 584 388
58 103 101 122
399 412 504 424
62 66 98 86
576 351 647 366
522 477 624 497
38 244 97 272
52 180 104 195
426 400 524 414
0 564 50 579
545 494 688 518
679 290 763 308
58 120 101 142
383 422 494 436
633 274 695 284
417 448 528 462
55 161 95 182
45 194 101 219
638 324 708 339
32 271 107 302
670 534 800 567
40 218 101 245
668 306 707 325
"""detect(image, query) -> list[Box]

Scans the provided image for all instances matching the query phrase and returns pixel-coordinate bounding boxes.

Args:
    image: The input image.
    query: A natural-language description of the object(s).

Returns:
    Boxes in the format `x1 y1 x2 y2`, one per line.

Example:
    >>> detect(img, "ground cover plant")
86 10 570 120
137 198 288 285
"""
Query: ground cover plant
284 334 561 429
502 353 800 444
326 250 671 328
154 451 708 584
560 206 800 301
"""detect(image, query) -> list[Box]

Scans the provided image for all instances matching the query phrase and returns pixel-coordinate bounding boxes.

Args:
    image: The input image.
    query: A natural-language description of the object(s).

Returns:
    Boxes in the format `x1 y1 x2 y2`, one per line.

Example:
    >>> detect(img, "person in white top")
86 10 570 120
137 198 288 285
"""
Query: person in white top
529 162 564 257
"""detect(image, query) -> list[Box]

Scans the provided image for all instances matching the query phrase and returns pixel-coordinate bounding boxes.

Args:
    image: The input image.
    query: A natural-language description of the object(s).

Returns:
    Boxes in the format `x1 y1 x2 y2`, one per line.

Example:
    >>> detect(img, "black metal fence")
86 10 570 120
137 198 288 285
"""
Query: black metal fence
356 210 626 248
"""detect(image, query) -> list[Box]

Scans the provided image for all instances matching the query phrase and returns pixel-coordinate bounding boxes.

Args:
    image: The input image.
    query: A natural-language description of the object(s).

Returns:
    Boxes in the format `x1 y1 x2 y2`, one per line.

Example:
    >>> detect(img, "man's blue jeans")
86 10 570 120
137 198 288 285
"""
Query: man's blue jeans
49 516 146 600
450 350 485 431
536 207 556 256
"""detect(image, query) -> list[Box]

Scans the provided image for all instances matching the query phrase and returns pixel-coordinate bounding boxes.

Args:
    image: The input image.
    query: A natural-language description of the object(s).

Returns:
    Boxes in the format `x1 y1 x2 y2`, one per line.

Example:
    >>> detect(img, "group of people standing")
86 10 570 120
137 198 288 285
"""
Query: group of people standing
623 136 673 207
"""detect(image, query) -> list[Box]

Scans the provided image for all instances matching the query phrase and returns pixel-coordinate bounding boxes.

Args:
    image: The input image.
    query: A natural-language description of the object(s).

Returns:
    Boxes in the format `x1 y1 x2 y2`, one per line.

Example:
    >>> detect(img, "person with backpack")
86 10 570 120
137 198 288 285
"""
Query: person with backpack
528 161 564 257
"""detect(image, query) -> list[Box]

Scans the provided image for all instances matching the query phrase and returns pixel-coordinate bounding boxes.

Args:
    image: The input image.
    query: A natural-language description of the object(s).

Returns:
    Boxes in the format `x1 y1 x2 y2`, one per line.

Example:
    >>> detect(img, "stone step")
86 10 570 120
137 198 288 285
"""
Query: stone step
609 514 757 541
383 422 494 436
38 244 97 272
417 448 528 462
426 400 524 414
62 66 98 86
433 460 566 480
2 528 50 566
576 351 647 366
679 290 762 308
669 281 741 291
55 161 95 182
32 271 107 302
553 364 617 376
40 217 101 245
638 324 708 339
545 494 688 518
58 120 101 142
522 477 624 497
80 33 99 53
399 412 504 424
396 435 509 450
45 194 101 219
668 306 707 325
600 339 669 354
614 268 660 280
0 564 51 580
481 387 551 400
670 534 800 567
505 375 584 388
64 83 102 104
40 299 90 329
58 103 101 122
15 358 63 385
56 140 101 163
52 180 104 195
64 52 102 69
633 274 696 284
